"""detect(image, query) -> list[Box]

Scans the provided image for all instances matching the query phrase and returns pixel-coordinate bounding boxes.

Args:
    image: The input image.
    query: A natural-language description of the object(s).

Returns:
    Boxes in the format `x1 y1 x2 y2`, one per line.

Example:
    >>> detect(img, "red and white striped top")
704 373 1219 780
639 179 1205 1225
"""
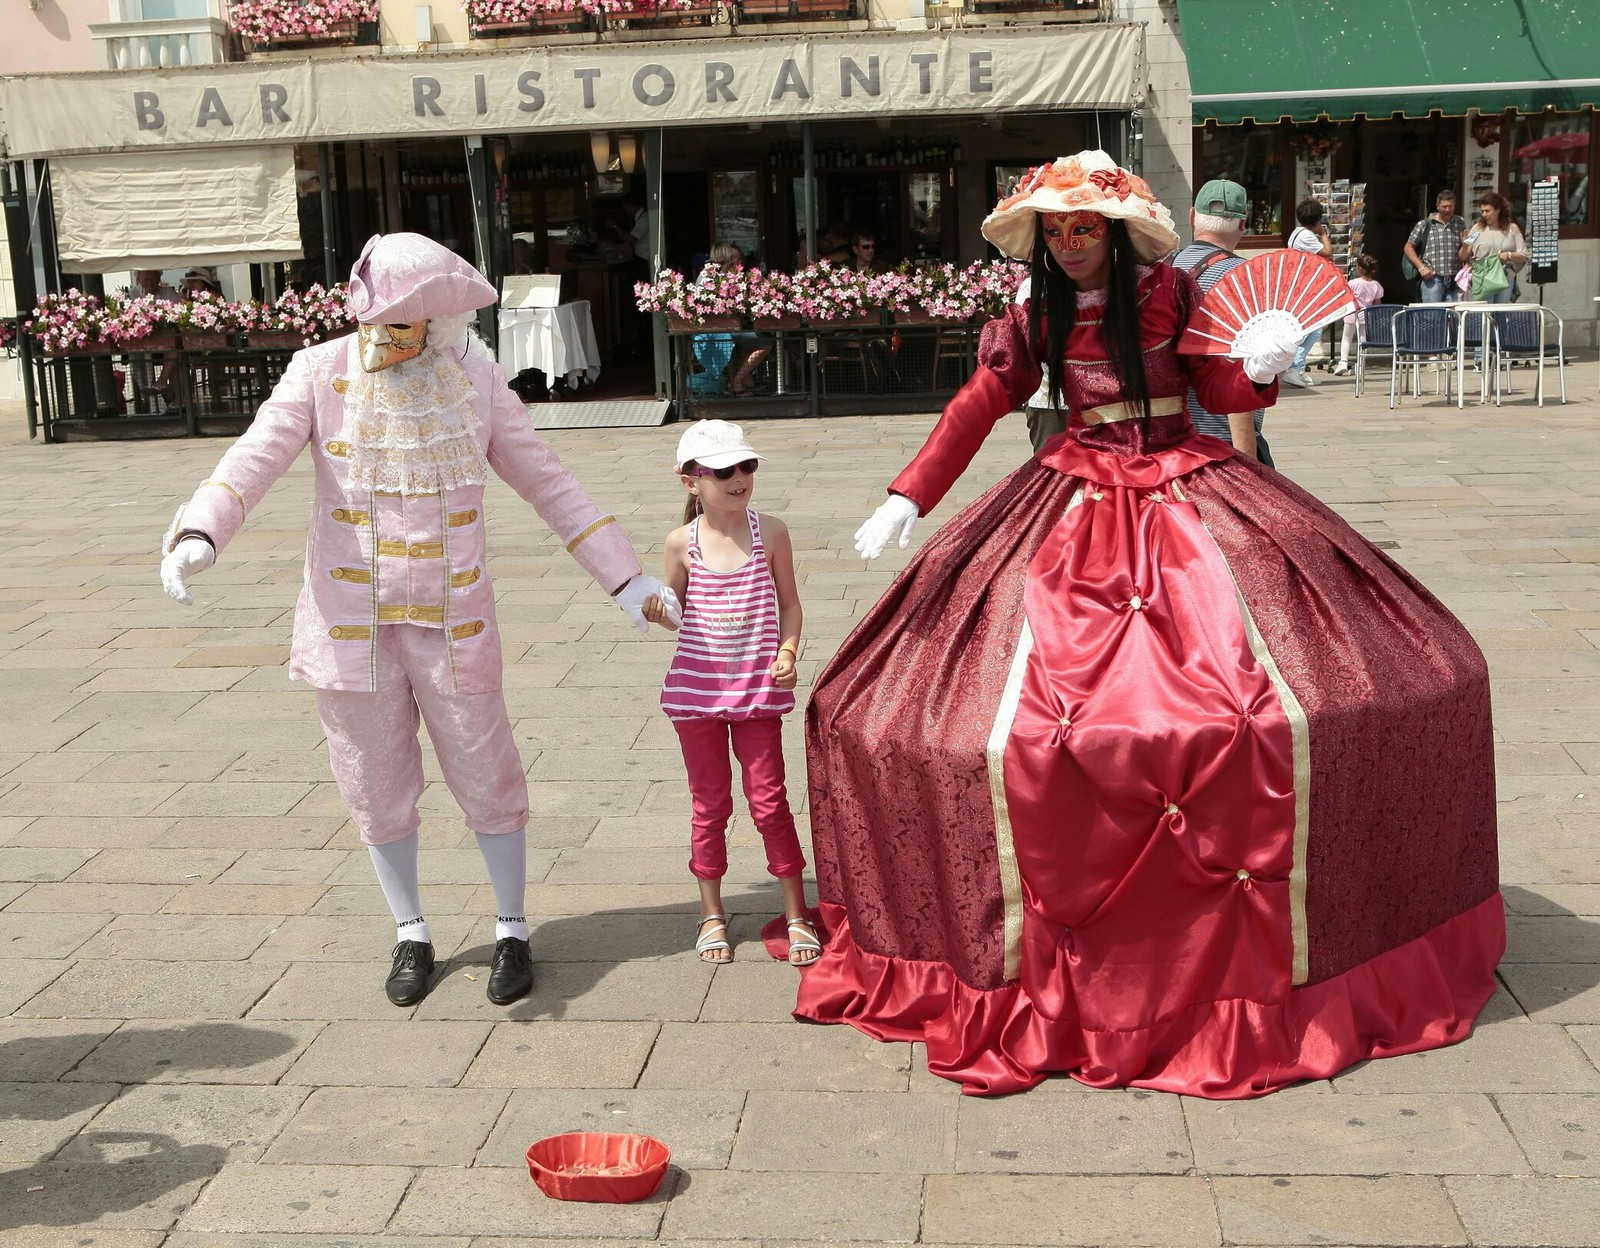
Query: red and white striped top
661 511 795 722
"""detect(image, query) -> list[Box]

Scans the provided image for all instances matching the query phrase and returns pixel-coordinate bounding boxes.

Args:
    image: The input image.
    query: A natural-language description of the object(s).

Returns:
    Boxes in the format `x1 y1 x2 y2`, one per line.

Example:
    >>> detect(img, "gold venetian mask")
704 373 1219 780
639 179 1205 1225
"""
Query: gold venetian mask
357 320 428 373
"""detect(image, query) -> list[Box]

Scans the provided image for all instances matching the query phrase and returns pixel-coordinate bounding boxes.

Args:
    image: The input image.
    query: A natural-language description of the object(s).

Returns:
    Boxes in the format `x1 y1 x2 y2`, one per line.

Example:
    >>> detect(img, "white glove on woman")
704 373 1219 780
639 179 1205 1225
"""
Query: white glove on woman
615 573 677 633
1242 329 1305 384
159 537 216 606
855 494 920 561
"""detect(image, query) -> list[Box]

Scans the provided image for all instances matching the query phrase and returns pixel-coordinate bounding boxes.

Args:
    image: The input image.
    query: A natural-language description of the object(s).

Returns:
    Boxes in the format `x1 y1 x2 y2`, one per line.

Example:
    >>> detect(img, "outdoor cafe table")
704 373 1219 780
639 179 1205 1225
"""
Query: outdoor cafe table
1447 301 1551 407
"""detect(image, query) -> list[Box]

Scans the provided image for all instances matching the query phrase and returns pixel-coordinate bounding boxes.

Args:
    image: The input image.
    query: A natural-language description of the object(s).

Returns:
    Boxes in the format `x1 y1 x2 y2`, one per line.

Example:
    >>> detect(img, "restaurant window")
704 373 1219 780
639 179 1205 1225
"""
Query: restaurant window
1196 122 1290 241
1504 109 1596 235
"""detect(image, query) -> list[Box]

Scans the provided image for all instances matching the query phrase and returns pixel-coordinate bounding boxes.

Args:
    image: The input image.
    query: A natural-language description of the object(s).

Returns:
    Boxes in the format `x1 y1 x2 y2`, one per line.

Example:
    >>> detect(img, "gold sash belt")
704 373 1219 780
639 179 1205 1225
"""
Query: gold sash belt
1080 395 1186 426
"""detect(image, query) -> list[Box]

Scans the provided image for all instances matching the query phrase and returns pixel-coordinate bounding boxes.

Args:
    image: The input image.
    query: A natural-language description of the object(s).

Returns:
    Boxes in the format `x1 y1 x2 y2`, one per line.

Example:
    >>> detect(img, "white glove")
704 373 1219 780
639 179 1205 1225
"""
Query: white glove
649 585 684 629
159 537 216 606
1242 330 1304 384
854 494 920 561
614 573 673 634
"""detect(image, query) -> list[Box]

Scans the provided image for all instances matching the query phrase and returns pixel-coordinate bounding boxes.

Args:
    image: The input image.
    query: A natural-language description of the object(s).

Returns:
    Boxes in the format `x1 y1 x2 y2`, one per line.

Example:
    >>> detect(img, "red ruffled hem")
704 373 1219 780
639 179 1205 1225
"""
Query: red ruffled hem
793 893 1506 1098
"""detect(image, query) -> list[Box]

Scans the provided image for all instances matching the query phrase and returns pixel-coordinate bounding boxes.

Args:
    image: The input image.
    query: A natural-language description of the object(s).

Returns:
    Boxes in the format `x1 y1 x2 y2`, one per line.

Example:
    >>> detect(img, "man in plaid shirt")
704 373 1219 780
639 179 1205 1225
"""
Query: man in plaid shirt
1404 190 1469 302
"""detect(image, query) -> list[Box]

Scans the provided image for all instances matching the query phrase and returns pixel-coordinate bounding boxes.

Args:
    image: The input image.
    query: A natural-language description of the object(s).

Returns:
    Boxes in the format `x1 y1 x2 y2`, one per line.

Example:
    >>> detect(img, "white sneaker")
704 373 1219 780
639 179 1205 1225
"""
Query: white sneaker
1281 368 1313 388
1330 361 1351 376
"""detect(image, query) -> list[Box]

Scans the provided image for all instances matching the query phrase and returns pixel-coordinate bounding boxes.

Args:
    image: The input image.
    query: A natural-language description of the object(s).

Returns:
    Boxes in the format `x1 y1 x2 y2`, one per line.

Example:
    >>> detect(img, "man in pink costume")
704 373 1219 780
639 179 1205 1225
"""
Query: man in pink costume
159 233 675 1008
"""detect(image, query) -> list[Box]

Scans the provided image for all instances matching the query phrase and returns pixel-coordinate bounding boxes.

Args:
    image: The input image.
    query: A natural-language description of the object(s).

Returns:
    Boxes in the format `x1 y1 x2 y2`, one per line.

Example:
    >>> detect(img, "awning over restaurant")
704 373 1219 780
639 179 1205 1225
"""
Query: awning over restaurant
1181 0 1600 125
51 146 302 272
0 25 1144 159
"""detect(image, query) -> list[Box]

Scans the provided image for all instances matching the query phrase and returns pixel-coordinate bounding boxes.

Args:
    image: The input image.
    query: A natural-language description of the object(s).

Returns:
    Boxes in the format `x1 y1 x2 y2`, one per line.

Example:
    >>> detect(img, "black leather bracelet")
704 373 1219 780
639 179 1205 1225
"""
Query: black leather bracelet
173 528 216 555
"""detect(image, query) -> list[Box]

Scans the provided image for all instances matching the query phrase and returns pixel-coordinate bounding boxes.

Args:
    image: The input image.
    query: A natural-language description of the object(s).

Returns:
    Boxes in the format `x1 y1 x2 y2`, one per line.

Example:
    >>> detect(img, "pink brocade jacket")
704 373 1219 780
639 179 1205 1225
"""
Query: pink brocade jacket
174 333 642 695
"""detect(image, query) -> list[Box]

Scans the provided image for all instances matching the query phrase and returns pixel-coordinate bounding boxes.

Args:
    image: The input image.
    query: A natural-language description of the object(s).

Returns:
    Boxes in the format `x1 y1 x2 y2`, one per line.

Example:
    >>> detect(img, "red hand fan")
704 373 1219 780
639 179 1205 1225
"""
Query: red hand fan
1178 252 1357 358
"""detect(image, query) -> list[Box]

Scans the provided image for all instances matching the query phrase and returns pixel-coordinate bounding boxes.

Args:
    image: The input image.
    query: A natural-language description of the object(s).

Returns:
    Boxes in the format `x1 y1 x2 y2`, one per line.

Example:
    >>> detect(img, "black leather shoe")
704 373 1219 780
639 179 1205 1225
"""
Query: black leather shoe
385 940 435 1007
487 936 534 1005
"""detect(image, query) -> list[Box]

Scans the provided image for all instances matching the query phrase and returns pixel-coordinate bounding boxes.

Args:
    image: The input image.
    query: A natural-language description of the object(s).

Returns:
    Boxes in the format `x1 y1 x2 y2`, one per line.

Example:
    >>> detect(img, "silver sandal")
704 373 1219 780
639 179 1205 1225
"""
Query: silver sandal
695 913 732 963
786 916 822 966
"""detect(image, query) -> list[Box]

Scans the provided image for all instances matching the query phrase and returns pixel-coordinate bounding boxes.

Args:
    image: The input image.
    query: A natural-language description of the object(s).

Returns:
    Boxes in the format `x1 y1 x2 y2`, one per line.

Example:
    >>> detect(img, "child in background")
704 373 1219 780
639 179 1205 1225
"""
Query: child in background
643 420 818 967
1332 254 1383 377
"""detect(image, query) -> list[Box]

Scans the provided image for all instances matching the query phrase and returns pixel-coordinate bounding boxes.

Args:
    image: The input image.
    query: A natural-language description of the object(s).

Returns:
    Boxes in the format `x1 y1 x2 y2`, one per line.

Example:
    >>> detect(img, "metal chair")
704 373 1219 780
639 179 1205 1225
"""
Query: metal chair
1490 307 1566 405
1353 304 1403 398
1389 307 1456 409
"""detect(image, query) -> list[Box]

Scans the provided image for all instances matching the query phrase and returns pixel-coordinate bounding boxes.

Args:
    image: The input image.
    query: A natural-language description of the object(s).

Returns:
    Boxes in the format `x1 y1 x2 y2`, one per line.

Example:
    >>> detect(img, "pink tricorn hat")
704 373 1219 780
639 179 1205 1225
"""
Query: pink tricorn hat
346 233 497 324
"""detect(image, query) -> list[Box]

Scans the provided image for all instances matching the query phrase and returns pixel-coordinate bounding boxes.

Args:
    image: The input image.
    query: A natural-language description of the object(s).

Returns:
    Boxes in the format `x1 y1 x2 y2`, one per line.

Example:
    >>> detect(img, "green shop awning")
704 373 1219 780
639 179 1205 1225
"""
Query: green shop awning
1181 0 1600 125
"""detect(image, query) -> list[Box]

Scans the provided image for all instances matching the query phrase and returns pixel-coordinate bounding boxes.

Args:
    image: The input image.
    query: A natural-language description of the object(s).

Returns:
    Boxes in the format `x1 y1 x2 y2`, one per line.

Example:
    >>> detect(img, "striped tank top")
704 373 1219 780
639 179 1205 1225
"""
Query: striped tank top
661 511 795 722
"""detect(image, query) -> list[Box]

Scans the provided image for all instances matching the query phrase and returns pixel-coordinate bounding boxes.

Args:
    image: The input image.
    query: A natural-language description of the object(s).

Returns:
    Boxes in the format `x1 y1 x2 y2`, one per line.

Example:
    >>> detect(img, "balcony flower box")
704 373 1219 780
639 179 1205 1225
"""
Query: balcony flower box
605 0 719 28
464 0 595 33
666 314 742 333
121 329 182 352
182 331 236 351
737 0 851 19
229 1 379 48
244 330 309 351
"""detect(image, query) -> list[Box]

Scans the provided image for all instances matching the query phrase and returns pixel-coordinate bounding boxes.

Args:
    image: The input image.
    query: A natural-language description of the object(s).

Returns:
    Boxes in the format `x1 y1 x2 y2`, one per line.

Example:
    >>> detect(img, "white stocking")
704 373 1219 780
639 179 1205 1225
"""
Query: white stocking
367 832 431 946
475 828 530 941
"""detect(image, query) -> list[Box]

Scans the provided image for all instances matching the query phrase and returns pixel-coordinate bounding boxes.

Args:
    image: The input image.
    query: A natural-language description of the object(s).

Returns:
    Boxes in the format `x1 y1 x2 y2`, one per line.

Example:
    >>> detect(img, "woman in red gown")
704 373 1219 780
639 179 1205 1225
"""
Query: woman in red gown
796 152 1503 1098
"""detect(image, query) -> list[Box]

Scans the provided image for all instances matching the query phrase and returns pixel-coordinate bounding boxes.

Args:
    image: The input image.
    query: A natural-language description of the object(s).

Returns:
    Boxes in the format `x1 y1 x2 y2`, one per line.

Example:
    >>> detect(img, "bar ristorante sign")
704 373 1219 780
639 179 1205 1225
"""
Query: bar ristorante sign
0 25 1143 158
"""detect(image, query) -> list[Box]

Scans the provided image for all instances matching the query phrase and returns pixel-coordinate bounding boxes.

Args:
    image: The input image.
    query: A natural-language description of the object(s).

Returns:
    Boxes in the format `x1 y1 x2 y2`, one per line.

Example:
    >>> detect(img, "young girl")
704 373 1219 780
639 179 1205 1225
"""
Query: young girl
1332 254 1383 377
643 420 817 966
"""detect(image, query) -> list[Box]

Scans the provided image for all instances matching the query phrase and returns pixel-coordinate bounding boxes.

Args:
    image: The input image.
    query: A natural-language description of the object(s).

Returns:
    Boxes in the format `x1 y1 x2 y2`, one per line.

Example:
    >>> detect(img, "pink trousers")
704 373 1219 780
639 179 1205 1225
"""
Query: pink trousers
672 716 805 881
316 625 528 846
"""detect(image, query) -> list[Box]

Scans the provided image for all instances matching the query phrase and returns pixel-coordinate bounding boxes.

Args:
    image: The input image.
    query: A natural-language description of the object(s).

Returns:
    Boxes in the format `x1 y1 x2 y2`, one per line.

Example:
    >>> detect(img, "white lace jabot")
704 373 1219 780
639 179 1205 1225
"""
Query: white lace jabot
344 346 487 495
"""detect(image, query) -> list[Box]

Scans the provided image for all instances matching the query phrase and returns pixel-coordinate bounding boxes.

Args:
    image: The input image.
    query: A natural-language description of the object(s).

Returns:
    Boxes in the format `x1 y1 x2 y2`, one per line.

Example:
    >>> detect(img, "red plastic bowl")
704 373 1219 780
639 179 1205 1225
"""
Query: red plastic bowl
525 1132 670 1203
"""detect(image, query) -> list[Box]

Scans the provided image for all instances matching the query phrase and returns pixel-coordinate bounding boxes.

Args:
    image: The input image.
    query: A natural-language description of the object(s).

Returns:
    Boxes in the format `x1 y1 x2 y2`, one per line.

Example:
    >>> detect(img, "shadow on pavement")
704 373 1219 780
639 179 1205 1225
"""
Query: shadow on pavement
1498 884 1600 1016
0 1131 227 1231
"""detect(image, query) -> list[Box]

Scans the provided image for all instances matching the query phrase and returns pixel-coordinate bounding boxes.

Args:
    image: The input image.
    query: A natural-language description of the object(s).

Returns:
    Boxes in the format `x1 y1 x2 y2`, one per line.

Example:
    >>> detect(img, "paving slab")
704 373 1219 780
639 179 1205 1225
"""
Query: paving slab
0 912 111 960
481 1088 745 1169
1495 1093 1600 1176
921 1173 1221 1246
65 1020 320 1085
284 1019 491 1087
0 1157 222 1231
176 1162 413 1234
0 959 68 1014
730 1090 954 1173
59 1085 309 1164
1331 1020 1600 1093
955 1087 1192 1173
248 960 426 1021
642 1021 912 1092
1184 1090 1530 1175
1213 1174 1467 1245
413 957 713 1023
1443 1175 1600 1247
264 1085 507 1166
0 1081 122 1163
74 915 279 963
17 961 284 1021
660 1170 921 1242
390 1164 668 1239
459 1020 659 1089
0 1019 119 1080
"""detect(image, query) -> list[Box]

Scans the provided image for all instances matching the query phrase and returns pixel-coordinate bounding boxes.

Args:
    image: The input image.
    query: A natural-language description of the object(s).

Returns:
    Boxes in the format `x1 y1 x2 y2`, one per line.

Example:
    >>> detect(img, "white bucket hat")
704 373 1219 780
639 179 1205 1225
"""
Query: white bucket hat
981 150 1180 264
674 419 764 473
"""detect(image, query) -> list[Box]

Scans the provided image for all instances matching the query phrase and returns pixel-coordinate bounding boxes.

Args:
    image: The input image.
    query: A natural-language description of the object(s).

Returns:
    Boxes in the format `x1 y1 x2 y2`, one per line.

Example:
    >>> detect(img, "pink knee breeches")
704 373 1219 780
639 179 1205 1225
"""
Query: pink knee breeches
672 716 805 881
316 625 528 845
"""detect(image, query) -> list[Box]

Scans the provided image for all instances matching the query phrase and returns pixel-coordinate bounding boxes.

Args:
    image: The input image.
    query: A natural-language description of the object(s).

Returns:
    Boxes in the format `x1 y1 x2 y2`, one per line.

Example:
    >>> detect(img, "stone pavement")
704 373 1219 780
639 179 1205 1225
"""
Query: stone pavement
1 360 1599 1248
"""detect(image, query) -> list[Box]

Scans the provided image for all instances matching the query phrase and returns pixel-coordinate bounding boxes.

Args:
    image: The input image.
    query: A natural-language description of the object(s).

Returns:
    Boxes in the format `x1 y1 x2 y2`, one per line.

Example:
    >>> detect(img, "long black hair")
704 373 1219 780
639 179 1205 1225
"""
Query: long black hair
1026 218 1151 421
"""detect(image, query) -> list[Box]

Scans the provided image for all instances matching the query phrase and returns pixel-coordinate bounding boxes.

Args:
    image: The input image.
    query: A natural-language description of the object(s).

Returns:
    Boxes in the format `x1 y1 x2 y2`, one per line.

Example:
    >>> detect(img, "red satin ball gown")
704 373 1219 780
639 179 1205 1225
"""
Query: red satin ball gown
797 264 1503 1097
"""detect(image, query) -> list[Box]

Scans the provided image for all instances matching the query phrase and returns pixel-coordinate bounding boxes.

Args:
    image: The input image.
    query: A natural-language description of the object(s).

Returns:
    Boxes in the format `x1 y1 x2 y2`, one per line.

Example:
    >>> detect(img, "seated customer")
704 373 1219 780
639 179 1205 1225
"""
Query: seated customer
705 242 771 395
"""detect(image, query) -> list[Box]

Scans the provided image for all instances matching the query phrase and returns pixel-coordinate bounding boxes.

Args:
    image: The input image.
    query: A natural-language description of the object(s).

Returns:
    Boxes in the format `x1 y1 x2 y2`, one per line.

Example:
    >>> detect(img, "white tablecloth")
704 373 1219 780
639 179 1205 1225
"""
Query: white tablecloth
498 300 601 389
